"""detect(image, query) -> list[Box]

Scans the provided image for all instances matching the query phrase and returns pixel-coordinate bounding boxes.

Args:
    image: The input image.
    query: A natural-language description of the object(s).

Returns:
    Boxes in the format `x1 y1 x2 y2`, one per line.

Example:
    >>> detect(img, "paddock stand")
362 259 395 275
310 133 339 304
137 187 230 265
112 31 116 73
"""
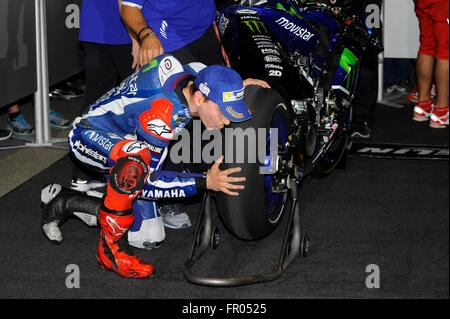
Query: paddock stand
183 177 310 287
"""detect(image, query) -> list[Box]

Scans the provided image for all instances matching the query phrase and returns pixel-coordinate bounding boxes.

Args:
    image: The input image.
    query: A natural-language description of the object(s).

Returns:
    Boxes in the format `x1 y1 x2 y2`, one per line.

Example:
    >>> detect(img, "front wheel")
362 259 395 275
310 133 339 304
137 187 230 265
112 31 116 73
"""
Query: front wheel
215 86 293 241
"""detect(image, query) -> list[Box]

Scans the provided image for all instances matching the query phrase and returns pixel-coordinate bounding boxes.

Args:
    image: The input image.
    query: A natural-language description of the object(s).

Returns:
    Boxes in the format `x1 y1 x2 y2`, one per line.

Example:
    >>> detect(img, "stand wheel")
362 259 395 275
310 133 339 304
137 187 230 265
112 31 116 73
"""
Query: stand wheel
210 226 221 249
300 235 310 257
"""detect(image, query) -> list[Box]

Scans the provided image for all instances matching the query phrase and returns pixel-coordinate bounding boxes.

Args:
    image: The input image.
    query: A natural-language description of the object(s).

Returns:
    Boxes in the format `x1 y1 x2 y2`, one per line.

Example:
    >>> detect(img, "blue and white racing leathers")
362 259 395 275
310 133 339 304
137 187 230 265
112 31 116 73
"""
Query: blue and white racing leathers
68 54 207 246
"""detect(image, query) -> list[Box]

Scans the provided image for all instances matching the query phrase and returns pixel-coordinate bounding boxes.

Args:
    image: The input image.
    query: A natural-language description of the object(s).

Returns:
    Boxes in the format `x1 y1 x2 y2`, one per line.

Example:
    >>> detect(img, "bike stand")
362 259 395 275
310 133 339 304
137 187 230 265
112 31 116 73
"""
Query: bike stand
183 177 309 287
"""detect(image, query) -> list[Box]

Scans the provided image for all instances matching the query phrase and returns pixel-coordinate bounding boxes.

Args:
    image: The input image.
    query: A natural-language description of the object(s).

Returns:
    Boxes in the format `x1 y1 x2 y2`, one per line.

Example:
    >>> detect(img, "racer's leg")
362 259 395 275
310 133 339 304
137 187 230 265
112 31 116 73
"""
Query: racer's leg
69 125 155 277
41 184 102 244
127 145 167 250
41 125 120 243
96 139 155 278
127 199 165 250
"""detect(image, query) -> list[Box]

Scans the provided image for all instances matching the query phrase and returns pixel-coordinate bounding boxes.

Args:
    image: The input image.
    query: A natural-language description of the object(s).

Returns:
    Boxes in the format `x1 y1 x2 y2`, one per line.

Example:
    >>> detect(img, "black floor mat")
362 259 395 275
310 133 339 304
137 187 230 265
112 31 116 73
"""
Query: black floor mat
0 104 448 299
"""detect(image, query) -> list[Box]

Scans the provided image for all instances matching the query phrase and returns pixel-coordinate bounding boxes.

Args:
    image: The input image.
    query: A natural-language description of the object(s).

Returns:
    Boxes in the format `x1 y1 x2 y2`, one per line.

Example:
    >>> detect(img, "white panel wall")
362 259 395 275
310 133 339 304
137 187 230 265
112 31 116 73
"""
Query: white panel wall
384 0 420 59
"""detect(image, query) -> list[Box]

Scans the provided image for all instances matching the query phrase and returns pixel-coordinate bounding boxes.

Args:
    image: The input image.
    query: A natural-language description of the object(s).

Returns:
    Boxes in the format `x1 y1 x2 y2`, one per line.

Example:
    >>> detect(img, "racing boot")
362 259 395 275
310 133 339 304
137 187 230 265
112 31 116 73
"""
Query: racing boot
96 205 155 278
96 140 154 278
41 184 102 244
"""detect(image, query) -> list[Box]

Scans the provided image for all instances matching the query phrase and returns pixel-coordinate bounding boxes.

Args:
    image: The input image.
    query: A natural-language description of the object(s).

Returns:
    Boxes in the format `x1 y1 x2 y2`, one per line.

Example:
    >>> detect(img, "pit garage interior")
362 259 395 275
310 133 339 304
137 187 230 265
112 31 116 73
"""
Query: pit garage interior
0 0 448 299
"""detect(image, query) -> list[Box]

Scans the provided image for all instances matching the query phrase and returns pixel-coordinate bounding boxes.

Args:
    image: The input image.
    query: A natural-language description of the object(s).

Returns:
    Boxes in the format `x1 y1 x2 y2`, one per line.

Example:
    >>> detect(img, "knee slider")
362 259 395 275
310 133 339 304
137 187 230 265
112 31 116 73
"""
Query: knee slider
110 155 149 195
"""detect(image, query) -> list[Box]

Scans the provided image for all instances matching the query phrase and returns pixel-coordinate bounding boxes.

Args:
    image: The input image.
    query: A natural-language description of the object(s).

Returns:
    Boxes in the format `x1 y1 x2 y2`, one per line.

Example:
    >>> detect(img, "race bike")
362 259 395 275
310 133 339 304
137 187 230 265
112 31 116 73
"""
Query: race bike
210 0 382 241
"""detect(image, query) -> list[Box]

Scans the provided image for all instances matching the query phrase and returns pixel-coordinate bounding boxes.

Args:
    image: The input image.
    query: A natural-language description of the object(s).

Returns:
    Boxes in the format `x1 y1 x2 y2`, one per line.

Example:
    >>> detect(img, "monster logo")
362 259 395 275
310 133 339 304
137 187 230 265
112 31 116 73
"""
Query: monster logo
242 20 268 34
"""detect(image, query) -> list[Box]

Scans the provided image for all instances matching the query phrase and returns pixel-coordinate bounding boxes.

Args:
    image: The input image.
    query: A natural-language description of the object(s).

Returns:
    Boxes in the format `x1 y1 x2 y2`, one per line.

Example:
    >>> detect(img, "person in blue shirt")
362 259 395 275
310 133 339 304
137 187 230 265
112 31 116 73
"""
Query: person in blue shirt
80 0 138 110
72 0 140 222
120 0 222 67
40 54 268 279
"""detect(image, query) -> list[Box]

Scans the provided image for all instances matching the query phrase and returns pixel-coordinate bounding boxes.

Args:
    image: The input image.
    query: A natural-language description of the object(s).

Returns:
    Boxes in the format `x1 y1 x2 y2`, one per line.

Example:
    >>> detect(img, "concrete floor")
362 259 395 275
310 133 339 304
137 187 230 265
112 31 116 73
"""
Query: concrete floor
0 95 83 197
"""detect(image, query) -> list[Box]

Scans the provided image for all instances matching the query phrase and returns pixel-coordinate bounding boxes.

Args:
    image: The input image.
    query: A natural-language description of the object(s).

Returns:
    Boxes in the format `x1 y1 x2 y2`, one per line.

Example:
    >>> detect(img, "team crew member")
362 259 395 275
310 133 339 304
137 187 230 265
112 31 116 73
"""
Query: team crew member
412 0 449 128
80 0 138 110
40 54 265 278
119 0 222 66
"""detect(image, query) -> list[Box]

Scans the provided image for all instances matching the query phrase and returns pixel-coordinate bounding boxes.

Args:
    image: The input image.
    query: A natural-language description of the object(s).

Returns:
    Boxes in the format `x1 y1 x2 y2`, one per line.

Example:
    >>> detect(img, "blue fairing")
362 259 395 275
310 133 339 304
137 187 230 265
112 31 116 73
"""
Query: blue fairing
299 10 340 52
226 2 340 57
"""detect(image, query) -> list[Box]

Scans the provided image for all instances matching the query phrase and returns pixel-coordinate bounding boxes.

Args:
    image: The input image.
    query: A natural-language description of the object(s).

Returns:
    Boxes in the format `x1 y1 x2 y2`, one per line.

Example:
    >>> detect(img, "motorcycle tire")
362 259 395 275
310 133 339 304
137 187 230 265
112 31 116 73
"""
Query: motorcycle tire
215 85 293 241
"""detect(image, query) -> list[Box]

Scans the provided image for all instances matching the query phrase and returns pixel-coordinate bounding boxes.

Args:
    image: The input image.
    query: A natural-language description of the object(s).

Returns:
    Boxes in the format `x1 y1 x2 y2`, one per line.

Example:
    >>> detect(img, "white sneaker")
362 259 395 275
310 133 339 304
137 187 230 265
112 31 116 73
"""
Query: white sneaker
159 203 192 229
127 216 165 250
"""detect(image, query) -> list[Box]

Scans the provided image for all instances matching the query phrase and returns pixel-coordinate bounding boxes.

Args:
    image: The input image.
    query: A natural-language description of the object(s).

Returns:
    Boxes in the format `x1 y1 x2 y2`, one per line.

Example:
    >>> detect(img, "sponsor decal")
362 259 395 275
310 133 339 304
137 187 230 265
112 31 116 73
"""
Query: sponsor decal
275 17 314 41
350 142 449 160
226 106 245 119
74 140 108 164
265 64 283 70
182 107 192 120
255 41 275 46
85 130 114 152
269 70 282 77
252 35 271 40
163 58 172 71
147 119 173 139
158 56 183 84
160 20 168 39
124 141 148 154
147 143 164 155
140 188 186 199
236 9 258 15
242 20 268 34
264 55 282 63
106 216 127 237
218 15 230 35
199 82 211 97
223 88 244 102
261 48 280 55
173 113 187 128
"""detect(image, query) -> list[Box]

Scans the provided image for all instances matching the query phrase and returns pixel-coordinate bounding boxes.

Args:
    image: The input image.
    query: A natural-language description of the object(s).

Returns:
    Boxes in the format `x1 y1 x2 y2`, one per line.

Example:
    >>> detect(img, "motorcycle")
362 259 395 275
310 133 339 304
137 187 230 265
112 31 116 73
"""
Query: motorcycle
184 0 382 286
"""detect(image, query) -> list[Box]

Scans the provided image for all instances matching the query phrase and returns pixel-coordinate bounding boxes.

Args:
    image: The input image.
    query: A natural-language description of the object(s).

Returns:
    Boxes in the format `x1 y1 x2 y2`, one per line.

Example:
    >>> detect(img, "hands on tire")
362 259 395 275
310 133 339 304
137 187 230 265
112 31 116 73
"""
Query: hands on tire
206 156 246 196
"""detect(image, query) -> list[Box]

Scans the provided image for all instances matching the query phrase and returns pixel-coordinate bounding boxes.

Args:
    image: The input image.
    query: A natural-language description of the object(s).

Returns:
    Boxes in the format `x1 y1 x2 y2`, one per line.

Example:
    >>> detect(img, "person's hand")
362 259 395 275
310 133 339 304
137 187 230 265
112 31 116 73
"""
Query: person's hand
206 156 246 196
139 34 164 68
243 78 271 88
131 37 140 70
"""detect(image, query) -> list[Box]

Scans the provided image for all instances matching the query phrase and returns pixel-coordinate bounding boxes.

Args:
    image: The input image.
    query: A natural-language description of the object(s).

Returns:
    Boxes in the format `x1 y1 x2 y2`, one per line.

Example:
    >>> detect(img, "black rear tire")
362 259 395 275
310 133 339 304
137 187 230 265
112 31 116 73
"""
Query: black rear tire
215 86 293 241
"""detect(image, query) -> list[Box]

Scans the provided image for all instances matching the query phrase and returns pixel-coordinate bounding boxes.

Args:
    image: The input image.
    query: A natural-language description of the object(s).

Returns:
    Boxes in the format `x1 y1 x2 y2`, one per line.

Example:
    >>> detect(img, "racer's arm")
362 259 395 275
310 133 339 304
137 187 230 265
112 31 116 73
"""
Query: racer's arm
141 155 246 200
120 1 164 67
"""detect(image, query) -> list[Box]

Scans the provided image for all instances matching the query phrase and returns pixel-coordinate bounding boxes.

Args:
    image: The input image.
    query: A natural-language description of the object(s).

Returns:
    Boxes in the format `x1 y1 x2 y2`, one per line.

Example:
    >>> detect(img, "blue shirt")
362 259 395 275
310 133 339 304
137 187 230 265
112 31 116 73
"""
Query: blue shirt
122 0 216 51
79 0 131 45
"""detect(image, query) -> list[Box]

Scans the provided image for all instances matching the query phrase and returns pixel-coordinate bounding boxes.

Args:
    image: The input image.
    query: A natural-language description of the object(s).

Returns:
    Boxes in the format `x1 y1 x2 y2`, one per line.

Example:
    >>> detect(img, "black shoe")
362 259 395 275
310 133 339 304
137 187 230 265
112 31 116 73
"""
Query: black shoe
351 121 372 139
41 184 101 244
0 128 12 141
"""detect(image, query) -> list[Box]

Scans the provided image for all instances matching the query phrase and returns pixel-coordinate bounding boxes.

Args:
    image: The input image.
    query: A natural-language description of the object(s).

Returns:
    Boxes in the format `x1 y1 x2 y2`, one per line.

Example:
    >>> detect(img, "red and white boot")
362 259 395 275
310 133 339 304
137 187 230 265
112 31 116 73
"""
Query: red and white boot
96 206 155 278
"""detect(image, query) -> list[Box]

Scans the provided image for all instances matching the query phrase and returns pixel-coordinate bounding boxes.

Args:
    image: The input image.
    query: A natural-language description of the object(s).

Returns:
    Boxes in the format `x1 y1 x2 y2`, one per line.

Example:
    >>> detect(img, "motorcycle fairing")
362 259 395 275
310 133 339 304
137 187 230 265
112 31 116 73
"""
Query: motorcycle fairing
329 37 364 96
218 6 315 99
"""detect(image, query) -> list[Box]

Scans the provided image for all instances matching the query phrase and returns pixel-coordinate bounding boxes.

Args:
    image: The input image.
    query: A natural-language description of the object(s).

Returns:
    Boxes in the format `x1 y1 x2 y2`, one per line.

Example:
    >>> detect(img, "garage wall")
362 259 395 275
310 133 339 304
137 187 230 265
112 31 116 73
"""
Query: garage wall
0 0 83 109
